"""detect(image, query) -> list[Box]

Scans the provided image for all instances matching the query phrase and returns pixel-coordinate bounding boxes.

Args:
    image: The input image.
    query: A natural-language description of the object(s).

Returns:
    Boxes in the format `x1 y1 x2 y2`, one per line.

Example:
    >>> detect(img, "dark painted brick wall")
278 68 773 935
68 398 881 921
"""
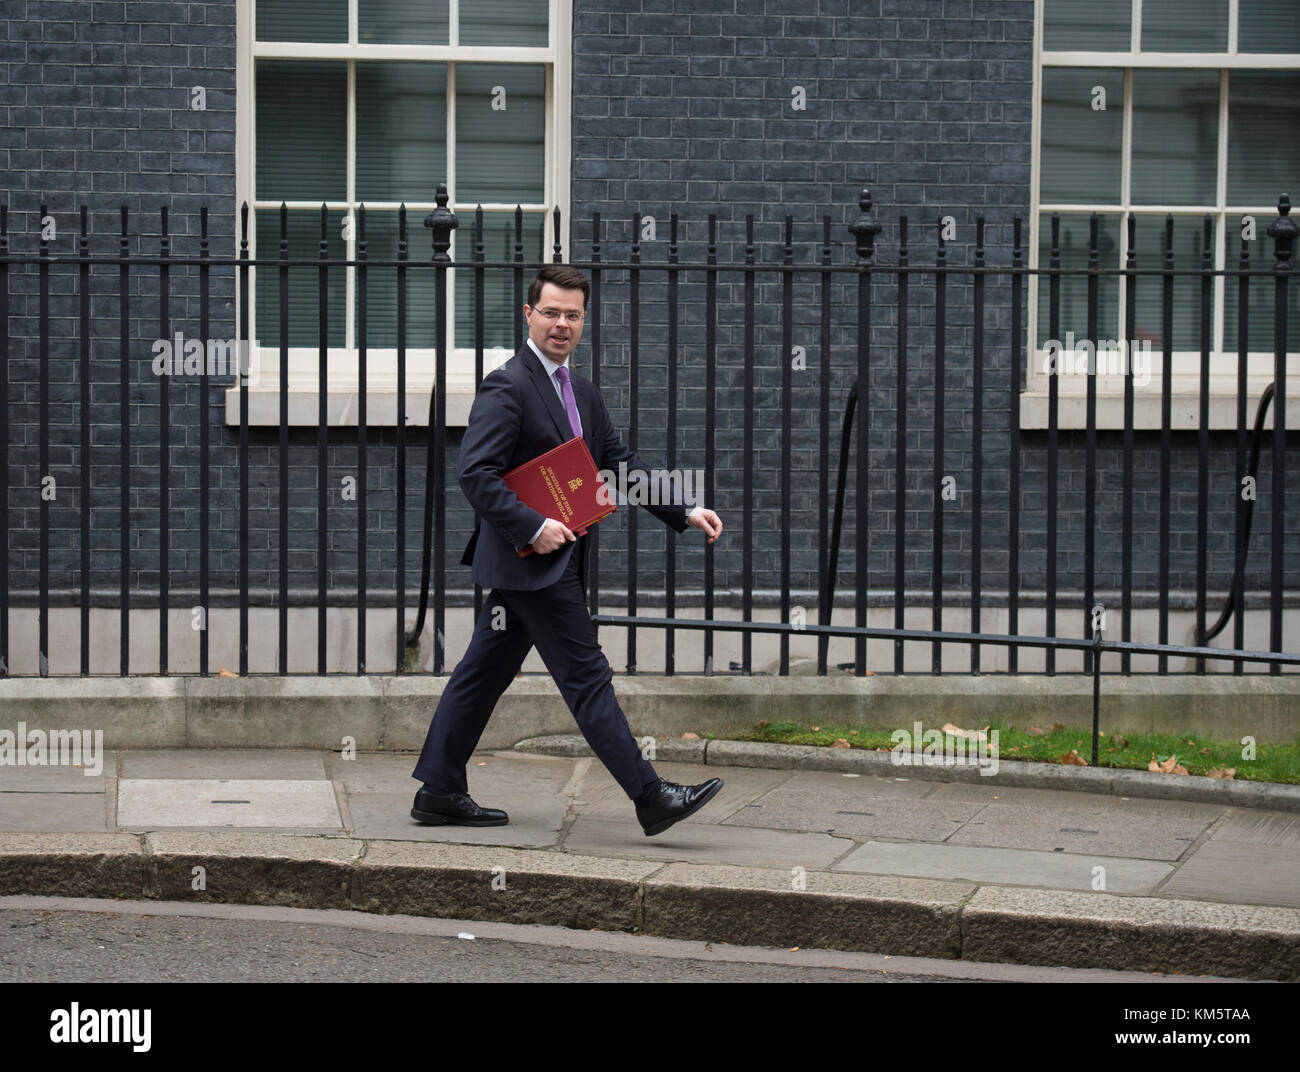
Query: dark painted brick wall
568 0 1296 602
1 0 1295 628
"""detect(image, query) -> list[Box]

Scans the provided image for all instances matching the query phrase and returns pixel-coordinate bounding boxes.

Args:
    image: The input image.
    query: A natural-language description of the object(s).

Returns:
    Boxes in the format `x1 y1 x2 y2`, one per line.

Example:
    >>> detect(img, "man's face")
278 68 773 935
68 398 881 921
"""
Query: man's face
524 282 586 363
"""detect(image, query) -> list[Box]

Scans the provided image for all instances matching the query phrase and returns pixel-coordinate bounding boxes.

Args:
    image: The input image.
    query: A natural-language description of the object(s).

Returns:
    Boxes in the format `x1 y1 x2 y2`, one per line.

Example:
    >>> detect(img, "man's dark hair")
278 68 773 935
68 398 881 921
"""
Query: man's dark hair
528 265 590 310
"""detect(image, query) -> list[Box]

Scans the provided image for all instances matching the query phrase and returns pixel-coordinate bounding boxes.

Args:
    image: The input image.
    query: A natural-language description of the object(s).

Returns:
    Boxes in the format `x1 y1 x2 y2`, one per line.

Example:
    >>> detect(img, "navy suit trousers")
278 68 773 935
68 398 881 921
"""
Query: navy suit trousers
412 546 659 801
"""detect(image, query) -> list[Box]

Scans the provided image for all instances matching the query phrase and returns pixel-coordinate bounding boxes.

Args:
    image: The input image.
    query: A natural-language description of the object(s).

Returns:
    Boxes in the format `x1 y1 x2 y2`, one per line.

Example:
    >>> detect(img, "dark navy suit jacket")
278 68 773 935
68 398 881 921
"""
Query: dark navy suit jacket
458 342 690 591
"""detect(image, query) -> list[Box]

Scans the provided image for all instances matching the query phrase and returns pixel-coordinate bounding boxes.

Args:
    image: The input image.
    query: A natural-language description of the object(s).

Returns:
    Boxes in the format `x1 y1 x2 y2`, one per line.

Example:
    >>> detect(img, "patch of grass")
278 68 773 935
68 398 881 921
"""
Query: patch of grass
730 719 1300 785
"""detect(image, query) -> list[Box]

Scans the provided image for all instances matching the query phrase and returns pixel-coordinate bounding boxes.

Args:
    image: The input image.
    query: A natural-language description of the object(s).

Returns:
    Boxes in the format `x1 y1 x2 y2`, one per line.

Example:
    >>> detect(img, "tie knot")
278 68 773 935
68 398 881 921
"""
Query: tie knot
555 364 569 384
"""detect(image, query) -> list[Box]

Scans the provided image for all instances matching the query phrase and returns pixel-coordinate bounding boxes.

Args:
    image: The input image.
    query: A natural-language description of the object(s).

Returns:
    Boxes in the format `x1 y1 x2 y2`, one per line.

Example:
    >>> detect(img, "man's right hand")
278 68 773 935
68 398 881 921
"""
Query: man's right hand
531 518 576 554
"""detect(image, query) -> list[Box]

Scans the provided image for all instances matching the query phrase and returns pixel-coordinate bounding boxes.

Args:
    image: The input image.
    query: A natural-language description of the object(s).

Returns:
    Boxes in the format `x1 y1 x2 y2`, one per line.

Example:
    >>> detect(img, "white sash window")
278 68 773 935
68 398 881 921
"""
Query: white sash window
230 0 571 426
1027 0 1299 428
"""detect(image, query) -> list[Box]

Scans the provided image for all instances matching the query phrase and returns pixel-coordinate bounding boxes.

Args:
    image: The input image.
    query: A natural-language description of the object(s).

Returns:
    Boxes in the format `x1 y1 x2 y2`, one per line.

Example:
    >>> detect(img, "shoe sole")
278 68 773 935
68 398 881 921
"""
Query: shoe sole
410 808 509 827
642 779 724 837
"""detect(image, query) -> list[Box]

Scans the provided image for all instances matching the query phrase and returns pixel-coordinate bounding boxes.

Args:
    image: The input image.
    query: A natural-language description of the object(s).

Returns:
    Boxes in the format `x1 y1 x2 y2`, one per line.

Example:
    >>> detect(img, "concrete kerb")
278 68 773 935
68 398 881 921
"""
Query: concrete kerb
959 886 1300 981
0 833 148 900
0 672 1297 749
514 735 1300 813
0 832 1295 980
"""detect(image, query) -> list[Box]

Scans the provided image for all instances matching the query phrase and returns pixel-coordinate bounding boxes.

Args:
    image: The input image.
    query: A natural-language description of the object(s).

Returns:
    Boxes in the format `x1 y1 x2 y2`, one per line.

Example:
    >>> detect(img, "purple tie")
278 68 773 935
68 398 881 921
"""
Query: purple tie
554 364 583 439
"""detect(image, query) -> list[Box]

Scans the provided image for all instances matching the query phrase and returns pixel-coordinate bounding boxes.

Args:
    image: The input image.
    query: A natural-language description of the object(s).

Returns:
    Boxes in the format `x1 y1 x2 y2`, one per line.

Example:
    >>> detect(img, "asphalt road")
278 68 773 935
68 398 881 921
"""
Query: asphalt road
0 896 1228 984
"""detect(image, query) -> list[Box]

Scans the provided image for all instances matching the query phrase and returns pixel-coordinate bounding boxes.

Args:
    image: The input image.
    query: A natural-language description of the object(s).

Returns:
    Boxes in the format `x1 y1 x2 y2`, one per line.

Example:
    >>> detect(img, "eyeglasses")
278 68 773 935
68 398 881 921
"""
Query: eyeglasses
532 307 585 324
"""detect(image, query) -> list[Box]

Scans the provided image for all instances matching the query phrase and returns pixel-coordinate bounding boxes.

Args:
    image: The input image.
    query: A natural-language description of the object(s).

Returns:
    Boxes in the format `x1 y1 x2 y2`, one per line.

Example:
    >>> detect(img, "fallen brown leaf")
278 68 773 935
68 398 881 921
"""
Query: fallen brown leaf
1051 722 1066 731
682 732 700 740
1060 749 1088 766
1207 767 1236 779
1149 753 1189 775
218 667 238 678
831 738 851 749
942 723 988 741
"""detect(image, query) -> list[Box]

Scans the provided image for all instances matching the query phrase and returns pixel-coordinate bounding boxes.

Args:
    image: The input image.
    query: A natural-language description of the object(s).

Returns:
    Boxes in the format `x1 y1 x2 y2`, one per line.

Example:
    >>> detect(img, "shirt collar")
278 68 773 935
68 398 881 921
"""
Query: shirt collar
526 337 568 379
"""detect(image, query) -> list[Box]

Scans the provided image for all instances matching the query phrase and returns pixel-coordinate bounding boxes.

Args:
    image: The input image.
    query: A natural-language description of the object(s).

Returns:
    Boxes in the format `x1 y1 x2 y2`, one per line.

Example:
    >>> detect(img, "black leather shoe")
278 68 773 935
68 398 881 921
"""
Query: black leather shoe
411 785 508 826
634 777 724 837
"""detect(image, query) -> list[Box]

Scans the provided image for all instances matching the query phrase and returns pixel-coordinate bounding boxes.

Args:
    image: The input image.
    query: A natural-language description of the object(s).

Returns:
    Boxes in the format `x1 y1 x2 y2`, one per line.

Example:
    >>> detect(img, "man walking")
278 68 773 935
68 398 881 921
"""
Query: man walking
410 265 725 837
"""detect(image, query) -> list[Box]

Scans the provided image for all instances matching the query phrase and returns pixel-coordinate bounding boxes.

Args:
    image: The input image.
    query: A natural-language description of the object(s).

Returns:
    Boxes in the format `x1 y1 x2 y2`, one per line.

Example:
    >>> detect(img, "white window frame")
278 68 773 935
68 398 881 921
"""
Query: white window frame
1026 0 1300 429
228 0 572 427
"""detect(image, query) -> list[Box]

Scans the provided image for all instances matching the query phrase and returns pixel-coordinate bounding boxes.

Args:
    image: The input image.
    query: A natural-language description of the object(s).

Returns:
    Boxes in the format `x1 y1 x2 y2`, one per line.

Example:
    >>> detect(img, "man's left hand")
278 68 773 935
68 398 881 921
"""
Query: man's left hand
687 508 723 544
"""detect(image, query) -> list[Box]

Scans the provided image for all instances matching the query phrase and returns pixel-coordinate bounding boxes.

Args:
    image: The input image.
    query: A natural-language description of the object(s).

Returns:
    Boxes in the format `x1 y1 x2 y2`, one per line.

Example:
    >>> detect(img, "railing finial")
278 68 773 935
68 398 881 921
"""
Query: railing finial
1267 192 1295 271
424 182 458 264
847 188 881 262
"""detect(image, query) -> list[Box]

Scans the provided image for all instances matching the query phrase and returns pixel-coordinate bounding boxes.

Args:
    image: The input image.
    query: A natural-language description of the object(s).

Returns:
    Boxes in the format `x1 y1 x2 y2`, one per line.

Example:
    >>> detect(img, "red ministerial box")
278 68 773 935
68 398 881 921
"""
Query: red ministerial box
503 436 617 558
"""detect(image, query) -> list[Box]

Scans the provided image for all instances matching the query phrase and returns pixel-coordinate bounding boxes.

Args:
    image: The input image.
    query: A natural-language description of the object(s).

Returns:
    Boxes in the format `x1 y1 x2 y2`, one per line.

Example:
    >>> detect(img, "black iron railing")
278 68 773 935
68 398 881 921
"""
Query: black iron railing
0 186 1296 688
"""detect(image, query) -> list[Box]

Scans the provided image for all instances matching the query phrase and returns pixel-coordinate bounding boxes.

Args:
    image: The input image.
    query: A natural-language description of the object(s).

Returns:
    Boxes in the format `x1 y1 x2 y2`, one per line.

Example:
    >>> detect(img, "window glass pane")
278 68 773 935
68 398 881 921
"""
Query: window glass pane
1040 69 1124 204
460 0 549 46
1043 0 1131 51
456 65 547 204
354 211 437 350
1130 215 1214 352
1130 70 1219 205
1223 226 1300 354
453 211 546 350
356 63 448 203
1141 0 1227 51
1036 213 1121 348
256 0 347 42
1239 0 1300 53
256 60 346 201
255 209 348 349
359 0 450 45
1228 72 1300 207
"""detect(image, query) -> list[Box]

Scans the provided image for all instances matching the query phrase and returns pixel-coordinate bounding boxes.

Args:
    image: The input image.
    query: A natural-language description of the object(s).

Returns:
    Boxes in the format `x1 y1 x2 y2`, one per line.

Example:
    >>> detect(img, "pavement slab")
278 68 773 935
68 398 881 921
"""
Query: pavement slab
567 760 793 824
945 802 1214 860
116 779 343 830
834 840 1174 894
925 780 1229 821
326 749 576 796
1159 838 1300 908
0 753 116 792
564 816 855 869
121 749 328 781
0 792 108 833
722 770 985 840
1209 807 1300 846
348 792 567 848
